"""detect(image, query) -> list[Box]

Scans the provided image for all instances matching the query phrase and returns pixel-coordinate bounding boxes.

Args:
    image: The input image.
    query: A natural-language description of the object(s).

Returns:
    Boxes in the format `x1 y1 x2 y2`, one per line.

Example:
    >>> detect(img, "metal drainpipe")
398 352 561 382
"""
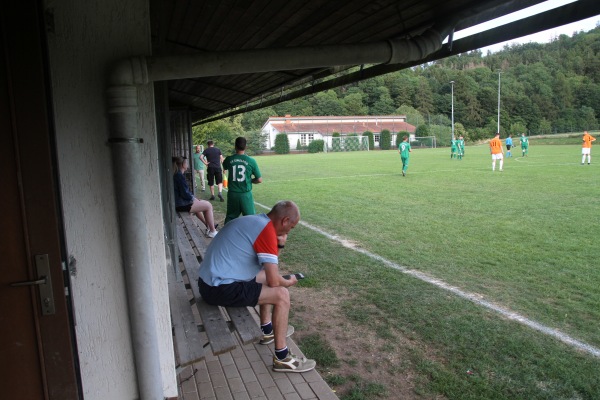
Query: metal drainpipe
145 26 449 82
105 22 453 398
106 58 163 400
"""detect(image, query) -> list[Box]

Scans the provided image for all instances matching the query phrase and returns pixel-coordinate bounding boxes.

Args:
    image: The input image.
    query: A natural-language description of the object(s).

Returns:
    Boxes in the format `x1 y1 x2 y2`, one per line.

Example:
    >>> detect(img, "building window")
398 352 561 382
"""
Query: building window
374 134 380 143
301 133 314 145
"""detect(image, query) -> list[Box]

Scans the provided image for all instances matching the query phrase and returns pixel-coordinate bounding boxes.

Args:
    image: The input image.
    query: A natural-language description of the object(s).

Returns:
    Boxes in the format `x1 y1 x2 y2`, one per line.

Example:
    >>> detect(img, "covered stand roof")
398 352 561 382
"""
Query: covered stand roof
149 0 600 125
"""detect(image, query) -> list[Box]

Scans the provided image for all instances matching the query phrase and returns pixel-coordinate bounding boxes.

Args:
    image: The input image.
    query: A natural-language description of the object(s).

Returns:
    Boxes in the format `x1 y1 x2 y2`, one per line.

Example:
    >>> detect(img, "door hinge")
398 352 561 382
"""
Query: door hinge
68 255 77 277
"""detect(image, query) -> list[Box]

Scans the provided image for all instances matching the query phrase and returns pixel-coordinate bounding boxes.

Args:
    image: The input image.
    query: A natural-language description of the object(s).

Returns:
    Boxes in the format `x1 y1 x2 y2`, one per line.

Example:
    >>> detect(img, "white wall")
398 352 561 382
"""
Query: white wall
46 0 176 398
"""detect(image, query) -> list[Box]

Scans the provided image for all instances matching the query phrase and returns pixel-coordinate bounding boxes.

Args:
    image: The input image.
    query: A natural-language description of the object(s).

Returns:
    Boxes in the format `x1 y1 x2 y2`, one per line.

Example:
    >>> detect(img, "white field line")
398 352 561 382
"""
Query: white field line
255 202 600 358
261 162 584 184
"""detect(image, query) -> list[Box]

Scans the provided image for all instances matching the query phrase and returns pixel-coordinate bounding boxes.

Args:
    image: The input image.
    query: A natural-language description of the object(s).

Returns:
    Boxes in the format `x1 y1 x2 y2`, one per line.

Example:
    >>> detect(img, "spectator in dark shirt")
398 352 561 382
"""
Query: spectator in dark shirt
173 156 218 238
202 140 225 202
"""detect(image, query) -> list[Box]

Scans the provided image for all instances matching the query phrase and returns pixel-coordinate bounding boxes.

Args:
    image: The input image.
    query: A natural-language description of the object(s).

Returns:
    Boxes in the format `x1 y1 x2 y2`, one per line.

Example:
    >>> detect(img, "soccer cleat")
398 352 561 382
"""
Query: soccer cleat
207 230 218 238
402 170 406 176
260 325 295 345
209 195 215 200
273 353 316 373
218 193 224 202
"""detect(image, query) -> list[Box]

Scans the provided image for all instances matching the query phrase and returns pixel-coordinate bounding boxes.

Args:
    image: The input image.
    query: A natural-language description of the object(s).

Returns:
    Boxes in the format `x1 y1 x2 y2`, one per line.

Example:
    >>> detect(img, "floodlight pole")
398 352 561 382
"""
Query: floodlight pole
497 70 502 134
450 81 455 140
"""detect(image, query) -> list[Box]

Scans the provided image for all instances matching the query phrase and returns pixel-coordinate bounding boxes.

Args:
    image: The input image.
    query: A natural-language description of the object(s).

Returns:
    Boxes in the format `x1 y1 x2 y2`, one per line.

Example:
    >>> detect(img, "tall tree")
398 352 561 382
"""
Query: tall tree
370 87 395 115
413 76 434 116
343 92 368 115
312 90 345 116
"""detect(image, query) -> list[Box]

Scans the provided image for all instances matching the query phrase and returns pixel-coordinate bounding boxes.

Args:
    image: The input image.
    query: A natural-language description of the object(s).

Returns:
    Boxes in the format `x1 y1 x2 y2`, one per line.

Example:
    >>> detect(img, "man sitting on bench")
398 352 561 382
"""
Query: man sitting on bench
198 200 316 373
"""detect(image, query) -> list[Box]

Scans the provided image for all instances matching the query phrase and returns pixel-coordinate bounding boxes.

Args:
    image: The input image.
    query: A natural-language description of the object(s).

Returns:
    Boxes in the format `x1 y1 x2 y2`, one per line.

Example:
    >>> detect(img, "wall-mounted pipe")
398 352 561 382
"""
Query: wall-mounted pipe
106 85 163 399
144 24 450 82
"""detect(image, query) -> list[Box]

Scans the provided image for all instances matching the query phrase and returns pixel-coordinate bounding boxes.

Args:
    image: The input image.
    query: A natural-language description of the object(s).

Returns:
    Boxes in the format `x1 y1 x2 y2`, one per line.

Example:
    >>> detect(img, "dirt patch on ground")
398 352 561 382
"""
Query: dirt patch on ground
289 285 434 400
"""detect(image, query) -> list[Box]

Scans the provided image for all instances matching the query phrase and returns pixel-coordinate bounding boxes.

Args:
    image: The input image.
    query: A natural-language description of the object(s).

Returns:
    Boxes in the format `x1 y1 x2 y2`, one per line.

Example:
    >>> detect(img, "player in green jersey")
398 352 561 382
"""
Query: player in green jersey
223 137 262 224
398 135 412 176
457 135 465 160
450 137 457 159
520 133 529 157
192 145 205 191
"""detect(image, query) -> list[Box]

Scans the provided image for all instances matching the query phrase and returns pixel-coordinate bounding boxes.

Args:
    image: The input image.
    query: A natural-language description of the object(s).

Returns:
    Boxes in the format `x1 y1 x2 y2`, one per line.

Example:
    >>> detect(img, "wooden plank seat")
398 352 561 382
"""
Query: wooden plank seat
167 264 205 373
171 211 263 361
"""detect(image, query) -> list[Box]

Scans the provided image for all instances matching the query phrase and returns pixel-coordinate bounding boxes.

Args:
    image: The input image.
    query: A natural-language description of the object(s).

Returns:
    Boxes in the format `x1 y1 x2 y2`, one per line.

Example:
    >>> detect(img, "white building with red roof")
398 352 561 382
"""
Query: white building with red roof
261 115 416 150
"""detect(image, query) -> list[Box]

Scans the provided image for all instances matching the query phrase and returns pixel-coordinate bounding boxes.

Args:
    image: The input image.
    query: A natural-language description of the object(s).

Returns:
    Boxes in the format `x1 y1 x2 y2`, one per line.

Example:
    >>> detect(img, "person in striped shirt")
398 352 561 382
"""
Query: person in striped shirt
489 132 504 172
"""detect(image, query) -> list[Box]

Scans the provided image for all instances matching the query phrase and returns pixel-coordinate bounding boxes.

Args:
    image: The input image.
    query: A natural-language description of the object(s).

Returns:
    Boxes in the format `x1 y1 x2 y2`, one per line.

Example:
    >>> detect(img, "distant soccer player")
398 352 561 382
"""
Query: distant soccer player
193 145 206 191
450 137 457 159
457 135 465 160
581 130 596 165
520 133 529 157
398 135 411 176
489 132 504 172
505 134 513 157
223 137 262 223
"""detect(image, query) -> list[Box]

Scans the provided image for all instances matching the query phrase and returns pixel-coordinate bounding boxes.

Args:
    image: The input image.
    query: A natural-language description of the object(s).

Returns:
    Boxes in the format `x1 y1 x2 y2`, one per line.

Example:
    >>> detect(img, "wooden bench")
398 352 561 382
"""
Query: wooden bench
168 211 263 372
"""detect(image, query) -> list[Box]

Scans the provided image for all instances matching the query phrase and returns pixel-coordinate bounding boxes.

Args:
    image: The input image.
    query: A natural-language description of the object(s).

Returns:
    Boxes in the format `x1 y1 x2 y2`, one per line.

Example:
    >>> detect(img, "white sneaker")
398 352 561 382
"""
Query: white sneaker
207 230 218 238
273 353 316 373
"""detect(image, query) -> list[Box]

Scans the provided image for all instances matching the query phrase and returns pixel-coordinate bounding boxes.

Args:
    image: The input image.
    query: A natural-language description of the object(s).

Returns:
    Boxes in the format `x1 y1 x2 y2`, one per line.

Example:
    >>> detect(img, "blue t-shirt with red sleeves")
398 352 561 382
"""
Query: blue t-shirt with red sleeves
198 213 278 286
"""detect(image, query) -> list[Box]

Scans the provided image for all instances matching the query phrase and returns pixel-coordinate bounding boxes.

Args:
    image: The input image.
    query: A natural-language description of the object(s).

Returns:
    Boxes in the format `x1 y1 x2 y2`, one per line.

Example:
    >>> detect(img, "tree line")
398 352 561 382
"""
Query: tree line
194 25 600 150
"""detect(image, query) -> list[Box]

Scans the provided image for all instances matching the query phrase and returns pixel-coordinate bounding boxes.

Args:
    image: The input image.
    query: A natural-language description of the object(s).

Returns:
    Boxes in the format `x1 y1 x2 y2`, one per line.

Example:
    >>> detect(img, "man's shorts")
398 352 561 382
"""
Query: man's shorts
492 153 503 160
506 145 512 150
207 167 223 186
198 277 262 307
582 148 591 155
226 191 256 223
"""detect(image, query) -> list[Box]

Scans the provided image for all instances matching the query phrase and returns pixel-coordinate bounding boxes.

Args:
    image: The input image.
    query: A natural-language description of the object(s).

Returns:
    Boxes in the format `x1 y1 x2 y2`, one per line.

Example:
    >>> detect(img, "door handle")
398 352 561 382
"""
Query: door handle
9 254 55 315
10 276 47 286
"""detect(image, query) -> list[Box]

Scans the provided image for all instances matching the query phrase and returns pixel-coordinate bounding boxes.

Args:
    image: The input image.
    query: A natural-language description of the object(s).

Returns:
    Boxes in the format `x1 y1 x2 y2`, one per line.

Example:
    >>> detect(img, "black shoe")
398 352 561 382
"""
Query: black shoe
218 194 224 202
209 195 215 200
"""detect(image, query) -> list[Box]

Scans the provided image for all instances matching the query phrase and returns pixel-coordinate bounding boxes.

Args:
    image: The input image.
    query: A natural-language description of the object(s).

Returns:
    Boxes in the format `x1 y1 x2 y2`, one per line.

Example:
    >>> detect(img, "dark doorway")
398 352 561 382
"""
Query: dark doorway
0 1 80 398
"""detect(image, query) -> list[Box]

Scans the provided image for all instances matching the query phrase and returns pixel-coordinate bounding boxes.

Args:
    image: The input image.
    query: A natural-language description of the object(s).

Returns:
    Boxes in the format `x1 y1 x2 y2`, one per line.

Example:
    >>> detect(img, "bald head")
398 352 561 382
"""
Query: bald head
268 201 300 224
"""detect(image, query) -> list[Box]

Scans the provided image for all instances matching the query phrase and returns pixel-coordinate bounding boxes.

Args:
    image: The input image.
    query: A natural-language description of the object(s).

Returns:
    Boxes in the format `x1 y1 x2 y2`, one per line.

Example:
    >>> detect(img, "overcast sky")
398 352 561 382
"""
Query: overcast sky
453 0 600 53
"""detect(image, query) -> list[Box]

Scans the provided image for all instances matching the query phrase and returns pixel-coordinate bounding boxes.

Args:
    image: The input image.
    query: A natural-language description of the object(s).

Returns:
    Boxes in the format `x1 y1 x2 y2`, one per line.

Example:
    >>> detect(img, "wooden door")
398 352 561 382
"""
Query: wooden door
0 1 80 398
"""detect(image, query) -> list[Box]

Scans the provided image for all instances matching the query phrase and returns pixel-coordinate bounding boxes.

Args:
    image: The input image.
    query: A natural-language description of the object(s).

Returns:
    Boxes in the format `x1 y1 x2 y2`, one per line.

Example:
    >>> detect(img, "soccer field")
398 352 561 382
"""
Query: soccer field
241 144 600 398
252 146 600 335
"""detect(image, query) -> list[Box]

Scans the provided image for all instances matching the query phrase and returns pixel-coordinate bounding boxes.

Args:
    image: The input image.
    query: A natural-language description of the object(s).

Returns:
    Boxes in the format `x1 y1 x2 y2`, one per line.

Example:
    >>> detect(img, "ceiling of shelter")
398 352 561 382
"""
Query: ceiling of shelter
149 0 600 125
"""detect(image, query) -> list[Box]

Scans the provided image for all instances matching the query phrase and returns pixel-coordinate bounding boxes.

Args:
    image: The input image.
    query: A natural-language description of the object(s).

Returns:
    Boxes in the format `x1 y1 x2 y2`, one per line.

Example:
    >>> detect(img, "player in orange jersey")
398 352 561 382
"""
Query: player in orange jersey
581 131 596 165
489 132 504 172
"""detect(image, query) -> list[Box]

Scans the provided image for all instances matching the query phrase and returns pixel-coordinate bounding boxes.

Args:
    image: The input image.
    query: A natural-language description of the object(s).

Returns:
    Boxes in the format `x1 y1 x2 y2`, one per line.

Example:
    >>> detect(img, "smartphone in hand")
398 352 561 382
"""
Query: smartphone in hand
282 273 305 280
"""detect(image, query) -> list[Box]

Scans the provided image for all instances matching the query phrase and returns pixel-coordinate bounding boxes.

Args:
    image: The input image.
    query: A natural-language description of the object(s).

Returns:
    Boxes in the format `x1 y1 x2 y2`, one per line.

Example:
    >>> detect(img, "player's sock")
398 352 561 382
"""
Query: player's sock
582 155 586 164
275 346 289 360
261 321 273 335
499 160 504 170
492 162 495 171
